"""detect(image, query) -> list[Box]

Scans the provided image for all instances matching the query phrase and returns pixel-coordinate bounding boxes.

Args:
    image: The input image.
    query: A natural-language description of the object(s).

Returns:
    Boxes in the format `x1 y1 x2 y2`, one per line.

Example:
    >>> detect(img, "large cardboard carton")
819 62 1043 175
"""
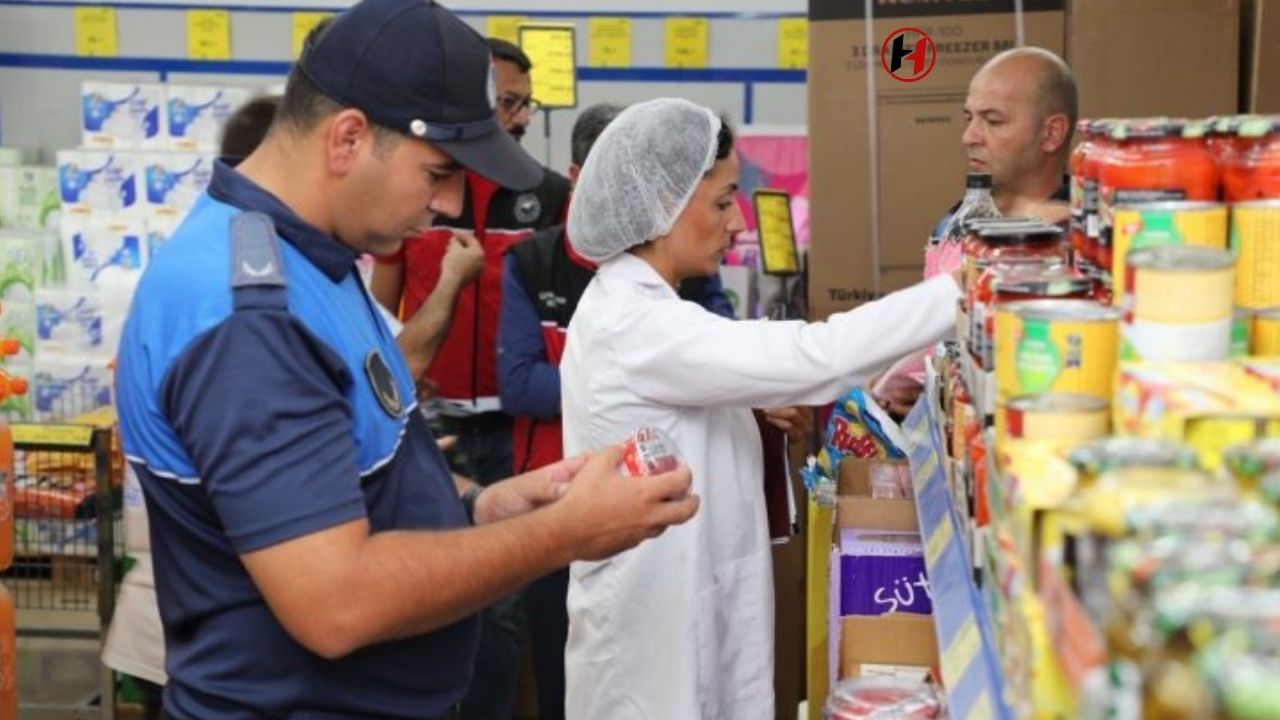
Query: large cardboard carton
1243 0 1280 113
1067 0 1240 119
808 1 1065 320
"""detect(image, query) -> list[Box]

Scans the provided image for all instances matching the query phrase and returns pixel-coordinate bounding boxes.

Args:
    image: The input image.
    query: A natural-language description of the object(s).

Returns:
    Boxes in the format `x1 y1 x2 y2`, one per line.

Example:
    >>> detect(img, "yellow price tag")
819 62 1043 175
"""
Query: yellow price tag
587 17 631 68
519 25 577 109
187 9 231 61
777 18 808 69
940 618 981 686
74 6 118 58
11 424 94 449
665 17 708 69
925 518 952 568
486 15 528 45
292 12 333 59
753 190 799 275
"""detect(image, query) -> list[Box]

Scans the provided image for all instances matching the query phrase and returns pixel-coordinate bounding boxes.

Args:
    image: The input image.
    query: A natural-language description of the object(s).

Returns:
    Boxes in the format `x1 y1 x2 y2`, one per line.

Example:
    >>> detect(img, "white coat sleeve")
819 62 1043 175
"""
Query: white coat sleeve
612 274 961 409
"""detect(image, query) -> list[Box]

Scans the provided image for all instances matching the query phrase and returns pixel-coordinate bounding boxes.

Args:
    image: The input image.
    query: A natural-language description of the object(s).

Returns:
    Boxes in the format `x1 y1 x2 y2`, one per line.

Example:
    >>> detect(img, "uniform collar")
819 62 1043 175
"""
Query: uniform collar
208 159 359 283
598 252 679 299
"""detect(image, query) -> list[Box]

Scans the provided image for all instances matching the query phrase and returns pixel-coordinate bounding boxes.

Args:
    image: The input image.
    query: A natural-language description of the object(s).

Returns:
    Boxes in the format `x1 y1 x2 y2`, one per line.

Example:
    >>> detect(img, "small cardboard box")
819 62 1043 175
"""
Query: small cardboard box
807 458 938 718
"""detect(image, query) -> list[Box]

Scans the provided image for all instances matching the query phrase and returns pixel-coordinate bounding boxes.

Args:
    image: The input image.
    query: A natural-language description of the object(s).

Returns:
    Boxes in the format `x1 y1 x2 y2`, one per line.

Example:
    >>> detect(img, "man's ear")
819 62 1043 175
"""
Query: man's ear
1043 113 1071 156
324 108 371 176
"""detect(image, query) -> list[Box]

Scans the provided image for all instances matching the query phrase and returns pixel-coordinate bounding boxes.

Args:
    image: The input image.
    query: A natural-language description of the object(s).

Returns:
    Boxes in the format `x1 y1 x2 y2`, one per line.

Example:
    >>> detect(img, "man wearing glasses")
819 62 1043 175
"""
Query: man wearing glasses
368 36 571 720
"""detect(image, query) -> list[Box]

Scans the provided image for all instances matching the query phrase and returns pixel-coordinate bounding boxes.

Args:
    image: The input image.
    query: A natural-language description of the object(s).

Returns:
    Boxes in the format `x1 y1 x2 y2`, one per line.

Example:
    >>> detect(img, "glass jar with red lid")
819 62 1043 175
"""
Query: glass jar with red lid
969 260 1090 370
961 221 1067 290
1070 119 1104 271
1097 118 1219 273
1222 115 1280 202
1080 119 1116 270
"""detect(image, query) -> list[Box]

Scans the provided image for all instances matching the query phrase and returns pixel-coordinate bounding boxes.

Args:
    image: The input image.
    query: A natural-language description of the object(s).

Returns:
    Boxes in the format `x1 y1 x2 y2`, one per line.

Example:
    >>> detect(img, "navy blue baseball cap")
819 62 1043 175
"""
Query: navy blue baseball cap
298 0 543 191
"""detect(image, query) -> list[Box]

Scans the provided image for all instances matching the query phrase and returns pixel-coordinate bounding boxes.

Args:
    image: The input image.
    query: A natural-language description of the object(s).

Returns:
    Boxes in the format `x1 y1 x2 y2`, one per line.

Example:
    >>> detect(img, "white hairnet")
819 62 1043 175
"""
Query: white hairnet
567 98 721 263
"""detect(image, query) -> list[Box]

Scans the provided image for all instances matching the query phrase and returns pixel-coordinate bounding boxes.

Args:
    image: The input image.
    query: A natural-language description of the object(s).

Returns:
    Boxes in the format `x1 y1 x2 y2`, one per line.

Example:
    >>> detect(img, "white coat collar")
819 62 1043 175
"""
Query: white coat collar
598 252 680 300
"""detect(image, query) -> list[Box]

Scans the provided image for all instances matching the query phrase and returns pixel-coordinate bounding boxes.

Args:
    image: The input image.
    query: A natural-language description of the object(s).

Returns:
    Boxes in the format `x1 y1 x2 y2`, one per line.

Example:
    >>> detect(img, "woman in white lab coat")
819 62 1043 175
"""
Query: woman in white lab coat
559 98 961 720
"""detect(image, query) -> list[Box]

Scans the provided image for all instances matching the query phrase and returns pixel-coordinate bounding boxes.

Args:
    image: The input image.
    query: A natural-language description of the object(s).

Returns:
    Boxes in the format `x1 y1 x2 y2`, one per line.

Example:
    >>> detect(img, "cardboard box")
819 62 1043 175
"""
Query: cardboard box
807 1 1066 319
807 458 936 717
839 612 938 679
1243 0 1280 113
1066 0 1240 119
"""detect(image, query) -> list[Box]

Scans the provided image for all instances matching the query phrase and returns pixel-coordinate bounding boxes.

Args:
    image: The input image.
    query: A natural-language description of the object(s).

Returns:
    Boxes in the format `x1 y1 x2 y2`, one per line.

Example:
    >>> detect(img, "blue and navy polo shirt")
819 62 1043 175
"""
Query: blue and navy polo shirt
115 161 477 720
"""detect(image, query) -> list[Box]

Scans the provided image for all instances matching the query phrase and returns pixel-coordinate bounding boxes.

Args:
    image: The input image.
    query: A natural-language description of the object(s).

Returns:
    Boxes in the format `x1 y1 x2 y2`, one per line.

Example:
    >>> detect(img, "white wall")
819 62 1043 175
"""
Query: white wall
0 1 808 170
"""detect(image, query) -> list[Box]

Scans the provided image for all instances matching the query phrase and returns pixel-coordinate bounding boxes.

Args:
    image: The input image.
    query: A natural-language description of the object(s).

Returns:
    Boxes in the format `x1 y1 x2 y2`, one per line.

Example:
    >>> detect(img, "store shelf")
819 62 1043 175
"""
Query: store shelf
901 361 1011 720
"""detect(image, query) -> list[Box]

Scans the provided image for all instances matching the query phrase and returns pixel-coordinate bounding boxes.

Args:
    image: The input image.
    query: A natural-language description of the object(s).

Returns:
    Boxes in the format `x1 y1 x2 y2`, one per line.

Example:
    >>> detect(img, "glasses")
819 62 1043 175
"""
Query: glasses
497 94 543 115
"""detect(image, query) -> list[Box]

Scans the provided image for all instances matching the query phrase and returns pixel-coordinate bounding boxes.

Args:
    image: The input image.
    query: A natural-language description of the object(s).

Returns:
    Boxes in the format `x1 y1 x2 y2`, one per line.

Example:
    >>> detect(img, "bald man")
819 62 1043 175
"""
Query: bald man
935 46 1078 232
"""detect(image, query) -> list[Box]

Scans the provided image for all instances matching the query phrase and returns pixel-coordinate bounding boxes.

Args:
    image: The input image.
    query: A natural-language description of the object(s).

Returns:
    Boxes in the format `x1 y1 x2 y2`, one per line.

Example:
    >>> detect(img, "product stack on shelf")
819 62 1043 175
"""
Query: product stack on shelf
808 114 1280 719
5 83 253 560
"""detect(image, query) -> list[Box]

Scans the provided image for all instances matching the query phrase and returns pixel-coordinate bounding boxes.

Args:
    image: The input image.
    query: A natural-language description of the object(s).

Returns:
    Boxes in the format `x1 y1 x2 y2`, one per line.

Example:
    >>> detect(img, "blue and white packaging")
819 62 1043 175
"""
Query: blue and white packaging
32 358 114 422
36 288 125 359
143 152 213 219
144 210 183 259
166 85 253 152
60 215 146 289
57 150 141 218
80 82 165 149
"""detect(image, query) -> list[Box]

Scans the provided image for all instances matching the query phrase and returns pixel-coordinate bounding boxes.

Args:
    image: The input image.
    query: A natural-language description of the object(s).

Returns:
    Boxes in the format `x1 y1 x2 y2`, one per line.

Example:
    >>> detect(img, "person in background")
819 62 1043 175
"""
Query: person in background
877 47 1078 419
112 3 699 718
218 95 282 161
498 101 737 720
559 98 962 720
369 36 572 720
933 46 1078 235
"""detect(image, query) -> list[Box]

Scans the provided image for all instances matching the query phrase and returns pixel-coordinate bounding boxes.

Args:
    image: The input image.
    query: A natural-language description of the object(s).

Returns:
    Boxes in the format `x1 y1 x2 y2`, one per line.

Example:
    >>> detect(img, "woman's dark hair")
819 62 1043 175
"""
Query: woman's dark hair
715 114 735 161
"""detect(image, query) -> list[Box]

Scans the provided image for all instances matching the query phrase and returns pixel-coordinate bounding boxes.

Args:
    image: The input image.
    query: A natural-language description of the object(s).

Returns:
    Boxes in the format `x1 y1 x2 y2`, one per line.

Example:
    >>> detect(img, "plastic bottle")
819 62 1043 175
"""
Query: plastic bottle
942 173 1001 244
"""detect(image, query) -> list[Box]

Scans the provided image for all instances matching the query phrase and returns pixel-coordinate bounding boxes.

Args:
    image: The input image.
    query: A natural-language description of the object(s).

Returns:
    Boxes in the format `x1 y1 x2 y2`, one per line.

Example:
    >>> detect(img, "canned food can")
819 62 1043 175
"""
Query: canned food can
1110 201 1228 306
620 427 681 477
1120 246 1235 361
1252 307 1280 357
1002 393 1110 445
1230 199 1280 309
995 300 1121 404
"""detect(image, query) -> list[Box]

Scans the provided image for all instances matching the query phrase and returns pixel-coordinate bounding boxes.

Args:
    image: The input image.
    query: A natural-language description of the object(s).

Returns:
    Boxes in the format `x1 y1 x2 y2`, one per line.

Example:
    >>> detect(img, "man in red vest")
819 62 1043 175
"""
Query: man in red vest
368 37 570 720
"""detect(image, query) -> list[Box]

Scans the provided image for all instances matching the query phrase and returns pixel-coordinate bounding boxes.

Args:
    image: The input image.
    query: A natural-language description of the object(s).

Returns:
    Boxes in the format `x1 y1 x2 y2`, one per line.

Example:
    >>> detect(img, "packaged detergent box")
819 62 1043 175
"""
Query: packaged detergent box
56 151 141 218
166 85 253 152
31 358 113 422
142 152 213 219
80 82 165 149
59 215 146 289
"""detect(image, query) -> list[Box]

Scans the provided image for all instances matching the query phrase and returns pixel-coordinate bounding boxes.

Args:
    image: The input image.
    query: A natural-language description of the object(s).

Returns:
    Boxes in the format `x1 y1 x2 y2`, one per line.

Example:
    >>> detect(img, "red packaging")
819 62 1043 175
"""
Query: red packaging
620 427 681 477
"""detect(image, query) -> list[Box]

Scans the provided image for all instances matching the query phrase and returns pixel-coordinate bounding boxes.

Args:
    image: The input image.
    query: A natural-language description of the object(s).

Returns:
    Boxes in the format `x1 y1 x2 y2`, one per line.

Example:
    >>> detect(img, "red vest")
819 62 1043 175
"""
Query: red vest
396 169 569 406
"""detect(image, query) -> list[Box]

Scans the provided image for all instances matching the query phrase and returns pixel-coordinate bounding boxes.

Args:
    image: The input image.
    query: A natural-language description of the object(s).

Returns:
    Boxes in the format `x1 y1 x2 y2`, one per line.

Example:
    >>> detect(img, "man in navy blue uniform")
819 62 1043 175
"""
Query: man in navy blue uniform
114 2 699 718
